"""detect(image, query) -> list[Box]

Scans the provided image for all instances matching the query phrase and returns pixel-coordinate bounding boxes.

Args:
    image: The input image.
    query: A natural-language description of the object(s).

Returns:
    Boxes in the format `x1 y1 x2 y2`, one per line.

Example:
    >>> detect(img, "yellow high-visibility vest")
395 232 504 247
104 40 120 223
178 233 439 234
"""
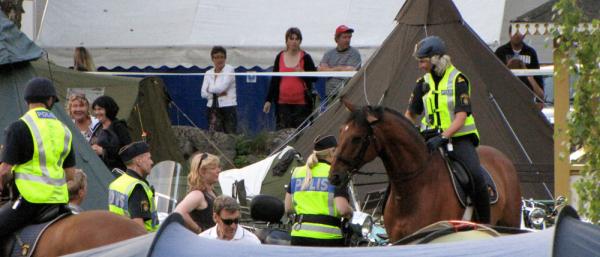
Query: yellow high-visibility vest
13 107 72 204
108 173 158 232
290 162 343 239
421 65 479 139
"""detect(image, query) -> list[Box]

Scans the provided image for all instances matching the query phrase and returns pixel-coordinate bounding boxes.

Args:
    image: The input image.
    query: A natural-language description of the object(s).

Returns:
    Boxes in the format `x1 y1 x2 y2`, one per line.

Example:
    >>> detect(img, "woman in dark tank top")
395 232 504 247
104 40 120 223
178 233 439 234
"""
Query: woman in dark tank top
174 152 222 233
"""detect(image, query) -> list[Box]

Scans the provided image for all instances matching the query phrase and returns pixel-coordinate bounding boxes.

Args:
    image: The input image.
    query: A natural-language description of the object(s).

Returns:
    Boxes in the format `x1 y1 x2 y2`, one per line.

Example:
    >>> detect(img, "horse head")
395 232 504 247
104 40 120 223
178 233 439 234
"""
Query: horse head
329 99 382 187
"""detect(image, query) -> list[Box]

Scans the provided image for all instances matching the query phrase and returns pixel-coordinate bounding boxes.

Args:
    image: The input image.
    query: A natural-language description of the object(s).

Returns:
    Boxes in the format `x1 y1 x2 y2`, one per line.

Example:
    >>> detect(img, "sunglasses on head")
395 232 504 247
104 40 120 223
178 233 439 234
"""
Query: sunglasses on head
220 217 239 226
198 152 208 166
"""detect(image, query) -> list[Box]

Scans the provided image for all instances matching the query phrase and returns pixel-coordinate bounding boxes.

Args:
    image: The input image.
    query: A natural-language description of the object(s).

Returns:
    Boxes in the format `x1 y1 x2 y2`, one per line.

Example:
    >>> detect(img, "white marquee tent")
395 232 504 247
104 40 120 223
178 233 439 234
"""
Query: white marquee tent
37 0 512 69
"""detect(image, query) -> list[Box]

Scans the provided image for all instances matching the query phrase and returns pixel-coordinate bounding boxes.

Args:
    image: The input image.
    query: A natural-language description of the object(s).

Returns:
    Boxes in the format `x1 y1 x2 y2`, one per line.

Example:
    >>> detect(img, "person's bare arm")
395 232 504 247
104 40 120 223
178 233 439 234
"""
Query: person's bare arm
284 192 294 214
334 197 353 218
318 64 355 72
0 162 13 192
404 110 419 125
174 191 207 233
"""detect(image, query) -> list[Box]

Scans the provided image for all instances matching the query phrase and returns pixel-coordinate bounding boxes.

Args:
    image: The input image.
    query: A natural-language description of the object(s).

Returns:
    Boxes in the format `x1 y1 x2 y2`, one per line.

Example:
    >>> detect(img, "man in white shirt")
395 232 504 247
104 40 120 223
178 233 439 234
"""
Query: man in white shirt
199 195 261 245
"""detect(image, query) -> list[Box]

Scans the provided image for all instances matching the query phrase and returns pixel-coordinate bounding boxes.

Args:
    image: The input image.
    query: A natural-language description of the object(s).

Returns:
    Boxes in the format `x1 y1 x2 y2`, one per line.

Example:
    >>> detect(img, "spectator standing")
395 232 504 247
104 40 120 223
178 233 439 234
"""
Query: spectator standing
73 47 95 71
201 46 238 134
494 27 544 107
318 25 361 99
90 95 132 173
263 27 317 130
198 195 261 245
66 93 98 142
175 152 221 233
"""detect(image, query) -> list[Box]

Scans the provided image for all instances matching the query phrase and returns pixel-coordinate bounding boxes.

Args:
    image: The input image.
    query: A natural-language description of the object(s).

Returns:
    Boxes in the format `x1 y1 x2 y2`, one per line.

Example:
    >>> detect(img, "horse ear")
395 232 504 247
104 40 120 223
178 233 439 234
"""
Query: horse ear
341 97 355 112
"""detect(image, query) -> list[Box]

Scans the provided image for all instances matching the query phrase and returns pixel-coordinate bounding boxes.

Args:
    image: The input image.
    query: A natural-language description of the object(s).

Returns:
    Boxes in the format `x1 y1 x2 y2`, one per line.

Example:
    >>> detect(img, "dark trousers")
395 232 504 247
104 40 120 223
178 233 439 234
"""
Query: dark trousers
291 236 345 247
207 106 237 134
276 104 310 130
451 138 490 223
0 197 55 238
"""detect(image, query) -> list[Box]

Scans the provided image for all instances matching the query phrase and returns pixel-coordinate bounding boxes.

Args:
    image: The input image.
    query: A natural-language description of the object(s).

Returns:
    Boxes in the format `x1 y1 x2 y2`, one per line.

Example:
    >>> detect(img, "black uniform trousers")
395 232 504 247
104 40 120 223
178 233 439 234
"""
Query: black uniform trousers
0 197 58 238
451 137 491 223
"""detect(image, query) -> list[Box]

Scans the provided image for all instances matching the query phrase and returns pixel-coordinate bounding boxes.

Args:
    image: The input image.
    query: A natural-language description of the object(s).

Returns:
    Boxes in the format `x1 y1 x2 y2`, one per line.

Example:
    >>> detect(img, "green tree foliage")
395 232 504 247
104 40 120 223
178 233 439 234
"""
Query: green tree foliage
553 0 600 224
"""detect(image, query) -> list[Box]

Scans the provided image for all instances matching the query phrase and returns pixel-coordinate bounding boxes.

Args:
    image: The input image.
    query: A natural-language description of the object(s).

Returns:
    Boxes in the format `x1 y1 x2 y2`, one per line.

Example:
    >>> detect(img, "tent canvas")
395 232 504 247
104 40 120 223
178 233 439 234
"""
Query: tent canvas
1 12 184 209
292 0 555 200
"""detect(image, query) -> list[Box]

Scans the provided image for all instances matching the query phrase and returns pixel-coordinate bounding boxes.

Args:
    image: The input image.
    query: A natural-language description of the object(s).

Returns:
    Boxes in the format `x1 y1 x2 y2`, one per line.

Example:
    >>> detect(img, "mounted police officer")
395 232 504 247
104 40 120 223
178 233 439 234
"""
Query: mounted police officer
108 141 158 232
284 135 353 246
404 36 490 223
0 77 76 239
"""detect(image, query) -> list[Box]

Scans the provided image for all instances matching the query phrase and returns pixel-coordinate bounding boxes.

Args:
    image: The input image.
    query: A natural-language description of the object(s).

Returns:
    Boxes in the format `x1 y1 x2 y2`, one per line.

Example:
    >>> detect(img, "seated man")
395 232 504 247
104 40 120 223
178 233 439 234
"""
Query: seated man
198 195 261 245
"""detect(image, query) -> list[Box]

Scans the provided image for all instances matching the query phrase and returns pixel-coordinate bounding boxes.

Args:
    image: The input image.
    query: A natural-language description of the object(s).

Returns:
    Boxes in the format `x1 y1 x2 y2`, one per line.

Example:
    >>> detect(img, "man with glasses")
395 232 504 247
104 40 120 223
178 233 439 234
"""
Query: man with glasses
199 195 261 245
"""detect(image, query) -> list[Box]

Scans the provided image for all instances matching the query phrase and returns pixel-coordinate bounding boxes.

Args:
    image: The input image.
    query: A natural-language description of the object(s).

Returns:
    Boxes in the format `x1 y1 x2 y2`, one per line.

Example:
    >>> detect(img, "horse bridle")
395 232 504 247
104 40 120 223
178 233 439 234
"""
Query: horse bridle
335 107 427 185
335 108 382 184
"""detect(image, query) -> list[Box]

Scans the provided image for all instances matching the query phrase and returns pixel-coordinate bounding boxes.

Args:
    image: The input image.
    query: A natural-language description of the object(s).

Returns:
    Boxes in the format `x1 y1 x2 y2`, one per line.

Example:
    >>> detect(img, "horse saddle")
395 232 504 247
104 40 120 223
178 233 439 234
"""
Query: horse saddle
2 210 71 257
445 153 499 208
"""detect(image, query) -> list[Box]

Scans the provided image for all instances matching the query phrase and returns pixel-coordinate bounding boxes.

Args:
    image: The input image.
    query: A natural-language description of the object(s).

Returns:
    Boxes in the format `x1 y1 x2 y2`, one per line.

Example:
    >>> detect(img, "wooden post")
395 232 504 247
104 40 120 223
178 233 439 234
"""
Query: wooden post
553 38 570 199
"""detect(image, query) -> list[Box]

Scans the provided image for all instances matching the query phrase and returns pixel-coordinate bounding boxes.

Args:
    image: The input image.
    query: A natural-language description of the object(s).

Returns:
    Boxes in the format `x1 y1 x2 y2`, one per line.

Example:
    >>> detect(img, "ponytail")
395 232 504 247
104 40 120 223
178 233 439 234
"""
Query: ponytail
300 148 334 191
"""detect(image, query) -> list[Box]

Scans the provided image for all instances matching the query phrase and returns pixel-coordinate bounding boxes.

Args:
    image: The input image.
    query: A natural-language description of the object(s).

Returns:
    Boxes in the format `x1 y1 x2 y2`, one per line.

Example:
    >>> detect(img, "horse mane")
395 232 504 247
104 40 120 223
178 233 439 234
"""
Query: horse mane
346 105 422 140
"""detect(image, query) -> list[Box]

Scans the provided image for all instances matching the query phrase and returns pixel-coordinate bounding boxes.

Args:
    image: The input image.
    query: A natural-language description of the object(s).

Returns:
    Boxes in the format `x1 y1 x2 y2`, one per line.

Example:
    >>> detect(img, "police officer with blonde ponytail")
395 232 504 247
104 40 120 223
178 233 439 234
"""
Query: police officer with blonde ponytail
404 36 490 223
284 135 352 246
0 77 76 240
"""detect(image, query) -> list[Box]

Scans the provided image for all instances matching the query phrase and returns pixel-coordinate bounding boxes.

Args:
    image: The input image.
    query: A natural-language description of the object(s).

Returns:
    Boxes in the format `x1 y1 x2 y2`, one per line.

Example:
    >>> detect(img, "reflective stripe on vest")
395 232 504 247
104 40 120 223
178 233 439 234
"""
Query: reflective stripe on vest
108 173 159 232
13 108 71 203
289 163 342 239
421 65 479 138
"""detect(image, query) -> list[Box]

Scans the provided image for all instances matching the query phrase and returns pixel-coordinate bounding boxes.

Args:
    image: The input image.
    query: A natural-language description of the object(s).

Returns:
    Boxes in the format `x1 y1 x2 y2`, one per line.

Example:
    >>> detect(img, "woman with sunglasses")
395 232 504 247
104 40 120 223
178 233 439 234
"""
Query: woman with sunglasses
175 152 221 233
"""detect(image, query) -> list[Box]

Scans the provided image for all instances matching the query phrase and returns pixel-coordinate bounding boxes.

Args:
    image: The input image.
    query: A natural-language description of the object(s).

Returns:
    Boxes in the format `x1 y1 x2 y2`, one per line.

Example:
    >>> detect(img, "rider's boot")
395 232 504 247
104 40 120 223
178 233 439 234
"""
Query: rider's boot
472 184 490 224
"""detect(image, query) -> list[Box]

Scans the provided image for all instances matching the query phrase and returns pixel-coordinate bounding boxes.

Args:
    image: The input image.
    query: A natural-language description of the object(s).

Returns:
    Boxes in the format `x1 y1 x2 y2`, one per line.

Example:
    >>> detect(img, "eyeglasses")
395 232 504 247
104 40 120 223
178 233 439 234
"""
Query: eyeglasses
220 217 239 226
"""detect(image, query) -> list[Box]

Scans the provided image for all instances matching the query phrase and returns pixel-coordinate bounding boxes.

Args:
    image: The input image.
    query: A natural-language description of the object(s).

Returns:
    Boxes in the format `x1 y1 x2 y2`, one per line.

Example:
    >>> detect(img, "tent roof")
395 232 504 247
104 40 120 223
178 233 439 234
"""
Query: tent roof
513 0 600 23
0 12 42 66
36 0 508 69
292 0 555 199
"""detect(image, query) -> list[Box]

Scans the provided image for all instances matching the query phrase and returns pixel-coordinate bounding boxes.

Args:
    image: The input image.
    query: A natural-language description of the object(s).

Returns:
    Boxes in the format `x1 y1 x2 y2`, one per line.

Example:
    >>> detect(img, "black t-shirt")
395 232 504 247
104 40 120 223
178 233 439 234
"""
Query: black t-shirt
125 169 154 221
408 72 471 116
286 161 350 200
1 120 75 168
494 42 544 91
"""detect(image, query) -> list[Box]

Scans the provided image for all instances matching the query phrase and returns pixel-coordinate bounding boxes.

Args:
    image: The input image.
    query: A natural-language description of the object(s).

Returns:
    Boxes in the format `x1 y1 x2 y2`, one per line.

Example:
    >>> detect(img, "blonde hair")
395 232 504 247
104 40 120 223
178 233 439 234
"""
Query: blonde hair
74 47 95 71
430 54 452 76
66 94 91 119
300 148 335 191
67 169 87 200
187 152 220 192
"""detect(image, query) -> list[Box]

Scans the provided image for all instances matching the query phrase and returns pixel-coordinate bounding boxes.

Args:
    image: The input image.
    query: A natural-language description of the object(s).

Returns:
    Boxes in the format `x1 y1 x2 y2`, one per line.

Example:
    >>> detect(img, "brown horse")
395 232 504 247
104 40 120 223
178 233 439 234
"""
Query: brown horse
329 101 521 243
28 210 146 257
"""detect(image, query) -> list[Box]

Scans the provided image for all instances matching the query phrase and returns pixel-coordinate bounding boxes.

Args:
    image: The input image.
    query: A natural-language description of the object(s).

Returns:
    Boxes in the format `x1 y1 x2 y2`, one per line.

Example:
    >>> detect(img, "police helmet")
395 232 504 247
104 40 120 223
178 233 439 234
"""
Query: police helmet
414 36 447 58
24 77 59 103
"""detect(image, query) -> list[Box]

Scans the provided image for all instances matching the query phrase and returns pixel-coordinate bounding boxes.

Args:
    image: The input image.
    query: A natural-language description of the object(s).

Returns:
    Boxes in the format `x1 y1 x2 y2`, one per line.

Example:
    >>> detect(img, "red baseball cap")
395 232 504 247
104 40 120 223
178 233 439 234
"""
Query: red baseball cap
335 25 354 36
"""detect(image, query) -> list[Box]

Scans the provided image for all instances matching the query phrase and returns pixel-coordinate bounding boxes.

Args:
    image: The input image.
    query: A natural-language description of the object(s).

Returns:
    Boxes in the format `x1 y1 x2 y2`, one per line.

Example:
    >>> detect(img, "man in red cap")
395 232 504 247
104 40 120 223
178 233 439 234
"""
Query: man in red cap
318 25 362 100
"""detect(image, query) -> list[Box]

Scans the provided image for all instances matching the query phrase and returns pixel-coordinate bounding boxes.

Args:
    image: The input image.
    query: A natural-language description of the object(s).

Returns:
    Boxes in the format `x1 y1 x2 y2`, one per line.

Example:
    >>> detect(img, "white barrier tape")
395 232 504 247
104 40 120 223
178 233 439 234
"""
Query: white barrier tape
87 68 554 77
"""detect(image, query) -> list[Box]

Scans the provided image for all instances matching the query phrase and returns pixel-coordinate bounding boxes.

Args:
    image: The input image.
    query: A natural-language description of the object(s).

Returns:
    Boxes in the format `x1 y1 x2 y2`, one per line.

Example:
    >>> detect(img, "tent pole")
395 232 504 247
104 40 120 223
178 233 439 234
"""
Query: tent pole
553 37 570 200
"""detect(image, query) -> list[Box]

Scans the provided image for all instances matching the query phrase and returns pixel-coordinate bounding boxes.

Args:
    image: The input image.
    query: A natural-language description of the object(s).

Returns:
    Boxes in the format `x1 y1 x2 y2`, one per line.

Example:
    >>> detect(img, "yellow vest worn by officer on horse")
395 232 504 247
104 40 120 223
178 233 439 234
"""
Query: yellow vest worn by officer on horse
290 162 343 240
108 173 158 232
14 107 72 203
420 64 479 139
108 141 158 232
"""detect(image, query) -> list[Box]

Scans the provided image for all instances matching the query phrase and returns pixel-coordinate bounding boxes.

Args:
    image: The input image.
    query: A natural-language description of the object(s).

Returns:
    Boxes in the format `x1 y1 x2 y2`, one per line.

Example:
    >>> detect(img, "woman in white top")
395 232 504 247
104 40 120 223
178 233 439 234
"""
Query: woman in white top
200 46 238 134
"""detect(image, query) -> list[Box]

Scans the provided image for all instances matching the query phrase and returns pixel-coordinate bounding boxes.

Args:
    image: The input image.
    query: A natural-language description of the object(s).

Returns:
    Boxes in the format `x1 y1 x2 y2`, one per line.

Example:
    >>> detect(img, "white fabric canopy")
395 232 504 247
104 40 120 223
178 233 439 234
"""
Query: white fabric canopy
37 0 507 69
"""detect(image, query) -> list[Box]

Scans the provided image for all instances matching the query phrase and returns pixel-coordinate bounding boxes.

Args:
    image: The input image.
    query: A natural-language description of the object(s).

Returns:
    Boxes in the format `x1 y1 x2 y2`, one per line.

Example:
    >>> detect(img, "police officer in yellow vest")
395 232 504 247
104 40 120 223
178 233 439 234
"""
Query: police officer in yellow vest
0 77 76 239
108 141 158 232
284 135 353 246
404 36 490 223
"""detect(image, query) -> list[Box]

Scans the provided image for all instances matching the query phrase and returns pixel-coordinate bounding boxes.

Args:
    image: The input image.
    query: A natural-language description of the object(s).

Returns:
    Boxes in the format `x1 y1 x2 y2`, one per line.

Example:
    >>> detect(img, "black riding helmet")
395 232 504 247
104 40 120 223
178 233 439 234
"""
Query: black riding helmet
24 77 59 103
414 36 447 58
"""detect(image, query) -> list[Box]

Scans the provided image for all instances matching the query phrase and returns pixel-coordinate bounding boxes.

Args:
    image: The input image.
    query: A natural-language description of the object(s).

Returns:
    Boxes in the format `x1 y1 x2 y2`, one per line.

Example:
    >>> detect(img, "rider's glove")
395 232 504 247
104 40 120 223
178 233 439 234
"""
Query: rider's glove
426 135 449 153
